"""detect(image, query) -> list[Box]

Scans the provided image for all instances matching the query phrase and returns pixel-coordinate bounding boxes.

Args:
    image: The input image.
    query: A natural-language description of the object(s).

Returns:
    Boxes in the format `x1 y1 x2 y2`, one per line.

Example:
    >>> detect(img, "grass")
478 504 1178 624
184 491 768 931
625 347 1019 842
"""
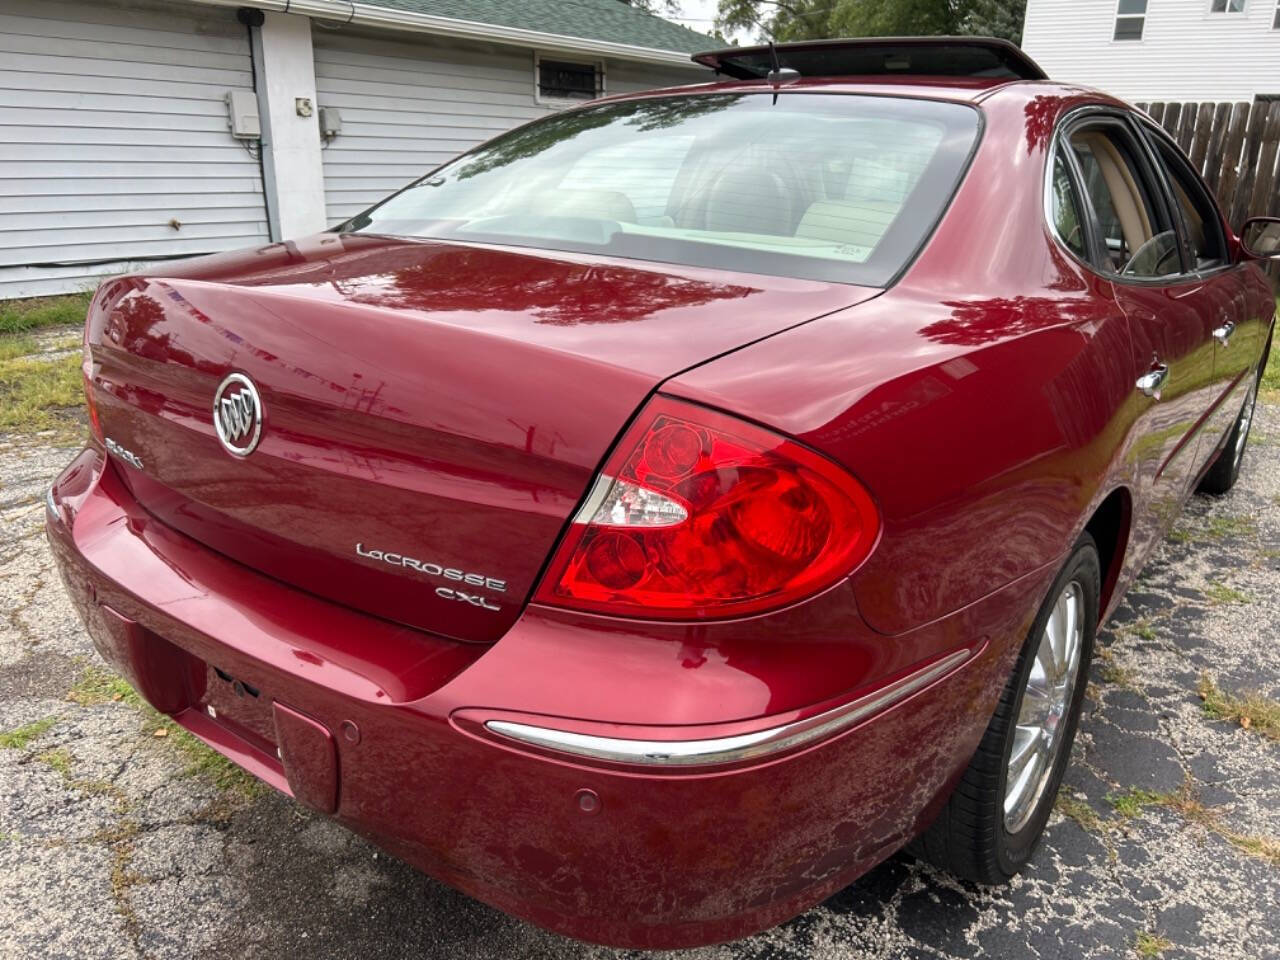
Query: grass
160 715 265 799
36 747 74 778
1205 514 1258 540
1059 776 1280 870
0 350 85 440
1159 782 1280 867
66 665 264 800
1129 618 1158 641
0 715 59 749
1169 513 1258 545
1098 662 1136 687
1204 582 1250 605
1055 793 1107 834
0 336 40 362
0 292 91 336
0 291 93 440
1134 931 1173 957
1262 308 1280 403
1197 673 1280 741
68 666 140 707
1095 644 1138 689
1108 788 1164 819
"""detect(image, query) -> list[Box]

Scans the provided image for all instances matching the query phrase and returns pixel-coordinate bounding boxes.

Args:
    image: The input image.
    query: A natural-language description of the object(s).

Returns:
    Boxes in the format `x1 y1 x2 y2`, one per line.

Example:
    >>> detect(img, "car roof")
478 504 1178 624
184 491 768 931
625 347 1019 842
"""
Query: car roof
589 36 1125 111
595 75 1115 109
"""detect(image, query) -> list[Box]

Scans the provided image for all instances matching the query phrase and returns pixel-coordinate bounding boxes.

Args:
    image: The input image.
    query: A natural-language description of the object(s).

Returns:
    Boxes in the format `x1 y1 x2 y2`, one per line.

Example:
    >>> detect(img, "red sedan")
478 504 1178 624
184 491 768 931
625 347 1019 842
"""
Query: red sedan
47 38 1277 949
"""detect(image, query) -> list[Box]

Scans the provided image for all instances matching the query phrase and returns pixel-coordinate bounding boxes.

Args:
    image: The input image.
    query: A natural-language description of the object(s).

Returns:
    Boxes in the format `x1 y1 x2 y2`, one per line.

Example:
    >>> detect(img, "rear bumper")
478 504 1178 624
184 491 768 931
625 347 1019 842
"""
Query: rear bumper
47 447 1048 949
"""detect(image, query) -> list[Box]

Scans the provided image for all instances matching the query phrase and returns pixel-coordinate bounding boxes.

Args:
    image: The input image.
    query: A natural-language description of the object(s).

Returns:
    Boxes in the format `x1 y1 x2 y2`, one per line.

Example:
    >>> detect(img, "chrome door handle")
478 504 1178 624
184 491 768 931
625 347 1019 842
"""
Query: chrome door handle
1136 363 1169 399
1213 320 1236 347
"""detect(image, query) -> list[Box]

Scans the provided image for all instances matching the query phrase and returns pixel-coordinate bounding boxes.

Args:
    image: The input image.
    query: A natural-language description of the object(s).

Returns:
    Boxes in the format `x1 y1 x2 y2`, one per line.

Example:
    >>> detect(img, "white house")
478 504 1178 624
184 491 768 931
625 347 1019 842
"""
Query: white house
0 0 713 299
1021 0 1280 103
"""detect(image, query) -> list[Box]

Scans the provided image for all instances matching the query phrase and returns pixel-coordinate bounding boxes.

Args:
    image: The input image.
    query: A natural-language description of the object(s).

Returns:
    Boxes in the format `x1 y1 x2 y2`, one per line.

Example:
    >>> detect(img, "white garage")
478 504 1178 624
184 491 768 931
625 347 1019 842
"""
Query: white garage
0 0 711 299
313 31 699 227
0 0 270 299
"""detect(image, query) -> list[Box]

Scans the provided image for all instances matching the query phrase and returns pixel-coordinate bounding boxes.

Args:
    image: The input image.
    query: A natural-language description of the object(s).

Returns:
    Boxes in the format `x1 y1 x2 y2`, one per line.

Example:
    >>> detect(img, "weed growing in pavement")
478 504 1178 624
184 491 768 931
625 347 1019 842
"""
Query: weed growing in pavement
68 666 140 707
0 715 58 749
1205 582 1250 605
1197 673 1280 741
1134 930 1173 957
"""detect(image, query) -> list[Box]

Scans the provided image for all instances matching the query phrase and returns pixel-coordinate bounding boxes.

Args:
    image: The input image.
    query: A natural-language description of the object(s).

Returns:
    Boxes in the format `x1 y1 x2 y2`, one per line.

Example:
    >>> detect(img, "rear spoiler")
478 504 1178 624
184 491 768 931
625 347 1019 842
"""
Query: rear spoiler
691 37 1048 82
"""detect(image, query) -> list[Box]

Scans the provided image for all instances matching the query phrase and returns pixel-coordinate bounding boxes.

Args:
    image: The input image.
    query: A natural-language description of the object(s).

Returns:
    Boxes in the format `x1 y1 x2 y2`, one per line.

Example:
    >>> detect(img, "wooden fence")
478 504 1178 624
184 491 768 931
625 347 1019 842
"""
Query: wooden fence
1136 99 1280 231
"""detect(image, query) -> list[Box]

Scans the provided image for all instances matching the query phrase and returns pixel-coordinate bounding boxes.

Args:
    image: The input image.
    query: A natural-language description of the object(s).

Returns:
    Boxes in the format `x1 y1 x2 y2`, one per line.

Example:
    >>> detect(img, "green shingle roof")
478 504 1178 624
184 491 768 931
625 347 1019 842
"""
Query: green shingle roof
366 0 715 54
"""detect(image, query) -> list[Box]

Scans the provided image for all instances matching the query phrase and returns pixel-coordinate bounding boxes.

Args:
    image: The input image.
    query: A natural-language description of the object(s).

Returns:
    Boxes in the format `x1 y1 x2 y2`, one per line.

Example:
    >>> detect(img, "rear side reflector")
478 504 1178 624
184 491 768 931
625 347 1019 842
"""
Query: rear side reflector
535 396 879 619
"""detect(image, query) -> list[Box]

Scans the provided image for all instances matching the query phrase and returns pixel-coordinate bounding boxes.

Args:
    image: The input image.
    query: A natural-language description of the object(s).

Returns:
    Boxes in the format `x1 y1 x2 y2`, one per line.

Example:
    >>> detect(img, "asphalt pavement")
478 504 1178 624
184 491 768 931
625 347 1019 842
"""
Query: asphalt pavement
2 333 1277 960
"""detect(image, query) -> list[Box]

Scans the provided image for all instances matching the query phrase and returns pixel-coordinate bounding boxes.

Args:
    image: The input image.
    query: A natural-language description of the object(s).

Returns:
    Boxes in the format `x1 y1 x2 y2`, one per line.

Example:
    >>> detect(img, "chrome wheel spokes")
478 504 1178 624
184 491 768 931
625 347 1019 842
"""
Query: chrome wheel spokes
1004 580 1085 834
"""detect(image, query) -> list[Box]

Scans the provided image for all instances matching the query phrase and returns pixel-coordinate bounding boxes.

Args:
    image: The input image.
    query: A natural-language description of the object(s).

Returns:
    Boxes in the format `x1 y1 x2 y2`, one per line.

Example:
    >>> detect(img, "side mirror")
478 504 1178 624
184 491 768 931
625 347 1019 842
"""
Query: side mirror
1240 216 1280 260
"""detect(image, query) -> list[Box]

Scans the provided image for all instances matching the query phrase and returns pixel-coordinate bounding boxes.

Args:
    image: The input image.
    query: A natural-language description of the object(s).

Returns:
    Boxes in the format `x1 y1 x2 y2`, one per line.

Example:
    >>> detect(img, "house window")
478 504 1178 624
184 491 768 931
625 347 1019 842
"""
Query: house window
1114 0 1146 39
1209 0 1245 11
536 56 604 102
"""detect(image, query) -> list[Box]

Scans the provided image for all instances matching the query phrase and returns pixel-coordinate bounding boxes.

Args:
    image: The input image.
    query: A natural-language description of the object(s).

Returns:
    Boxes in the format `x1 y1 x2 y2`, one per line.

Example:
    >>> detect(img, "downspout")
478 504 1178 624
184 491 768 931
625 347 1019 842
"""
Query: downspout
240 6 282 242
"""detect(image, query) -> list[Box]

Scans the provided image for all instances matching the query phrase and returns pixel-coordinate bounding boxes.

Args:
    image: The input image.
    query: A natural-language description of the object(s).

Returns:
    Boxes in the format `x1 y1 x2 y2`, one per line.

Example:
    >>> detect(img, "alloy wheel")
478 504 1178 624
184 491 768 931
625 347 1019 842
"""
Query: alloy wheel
1004 580 1085 834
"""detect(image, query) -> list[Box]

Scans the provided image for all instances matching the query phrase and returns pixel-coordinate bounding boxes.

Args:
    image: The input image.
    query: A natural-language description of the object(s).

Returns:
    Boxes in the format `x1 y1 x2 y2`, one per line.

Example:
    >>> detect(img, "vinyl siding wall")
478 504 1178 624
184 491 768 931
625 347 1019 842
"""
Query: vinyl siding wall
0 0 270 298
313 30 704 225
1022 0 1280 103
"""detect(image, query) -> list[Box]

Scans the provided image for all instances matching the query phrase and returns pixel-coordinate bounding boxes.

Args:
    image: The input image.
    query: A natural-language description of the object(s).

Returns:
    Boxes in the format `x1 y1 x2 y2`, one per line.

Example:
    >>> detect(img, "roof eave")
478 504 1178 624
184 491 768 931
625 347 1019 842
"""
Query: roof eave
191 0 709 67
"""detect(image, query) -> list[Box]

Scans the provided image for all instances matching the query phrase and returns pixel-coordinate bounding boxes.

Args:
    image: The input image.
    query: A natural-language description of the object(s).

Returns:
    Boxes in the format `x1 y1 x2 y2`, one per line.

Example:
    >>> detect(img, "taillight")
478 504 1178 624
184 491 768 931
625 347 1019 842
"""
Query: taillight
535 396 879 619
84 369 103 443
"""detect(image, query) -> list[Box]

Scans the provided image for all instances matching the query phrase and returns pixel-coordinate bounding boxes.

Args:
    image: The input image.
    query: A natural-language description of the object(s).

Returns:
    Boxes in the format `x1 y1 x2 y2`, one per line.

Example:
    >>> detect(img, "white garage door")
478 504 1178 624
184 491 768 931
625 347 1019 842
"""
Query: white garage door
0 0 270 299
313 30 694 226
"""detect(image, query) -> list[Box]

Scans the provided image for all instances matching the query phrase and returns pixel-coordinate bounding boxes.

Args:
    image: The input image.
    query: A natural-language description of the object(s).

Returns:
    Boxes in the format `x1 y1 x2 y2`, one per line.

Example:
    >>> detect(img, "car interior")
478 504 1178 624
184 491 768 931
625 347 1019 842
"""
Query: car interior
1064 119 1227 279
354 94 973 286
1069 127 1180 278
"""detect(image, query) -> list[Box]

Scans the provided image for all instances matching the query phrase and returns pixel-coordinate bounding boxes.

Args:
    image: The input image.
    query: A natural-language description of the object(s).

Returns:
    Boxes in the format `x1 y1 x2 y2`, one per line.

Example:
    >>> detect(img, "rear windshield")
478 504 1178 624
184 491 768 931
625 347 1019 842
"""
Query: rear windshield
340 92 980 286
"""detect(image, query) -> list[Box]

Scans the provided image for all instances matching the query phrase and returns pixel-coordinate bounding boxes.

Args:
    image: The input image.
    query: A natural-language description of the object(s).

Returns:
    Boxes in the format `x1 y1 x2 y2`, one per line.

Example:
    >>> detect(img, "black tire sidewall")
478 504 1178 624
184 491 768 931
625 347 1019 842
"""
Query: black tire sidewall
995 536 1100 875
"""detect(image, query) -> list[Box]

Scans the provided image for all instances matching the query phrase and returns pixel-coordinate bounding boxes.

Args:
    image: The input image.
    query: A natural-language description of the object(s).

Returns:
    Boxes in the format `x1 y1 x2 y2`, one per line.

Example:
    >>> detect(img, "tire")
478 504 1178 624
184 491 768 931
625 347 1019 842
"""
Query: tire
911 534 1100 884
1197 364 1262 496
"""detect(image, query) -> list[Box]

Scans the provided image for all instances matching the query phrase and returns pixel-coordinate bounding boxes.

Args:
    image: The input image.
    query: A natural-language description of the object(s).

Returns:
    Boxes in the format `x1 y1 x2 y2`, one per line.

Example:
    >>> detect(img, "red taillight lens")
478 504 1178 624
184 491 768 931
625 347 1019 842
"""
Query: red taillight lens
535 396 880 619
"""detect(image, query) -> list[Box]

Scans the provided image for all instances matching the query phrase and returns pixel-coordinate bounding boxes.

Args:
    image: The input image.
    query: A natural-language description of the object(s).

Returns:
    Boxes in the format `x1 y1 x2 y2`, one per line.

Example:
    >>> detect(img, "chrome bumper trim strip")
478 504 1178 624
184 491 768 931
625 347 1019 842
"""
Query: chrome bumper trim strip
485 648 971 767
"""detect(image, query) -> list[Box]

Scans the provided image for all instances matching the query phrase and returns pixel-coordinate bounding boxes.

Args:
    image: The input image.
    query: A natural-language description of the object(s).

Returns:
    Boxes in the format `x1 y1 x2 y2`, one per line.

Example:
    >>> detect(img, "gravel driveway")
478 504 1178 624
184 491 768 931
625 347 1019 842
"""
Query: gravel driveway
2 334 1277 960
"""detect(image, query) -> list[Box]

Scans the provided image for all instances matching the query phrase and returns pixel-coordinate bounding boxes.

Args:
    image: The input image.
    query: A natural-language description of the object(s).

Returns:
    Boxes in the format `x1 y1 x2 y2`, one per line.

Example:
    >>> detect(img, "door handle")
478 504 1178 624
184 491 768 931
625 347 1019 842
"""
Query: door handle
1136 363 1169 399
1213 320 1236 347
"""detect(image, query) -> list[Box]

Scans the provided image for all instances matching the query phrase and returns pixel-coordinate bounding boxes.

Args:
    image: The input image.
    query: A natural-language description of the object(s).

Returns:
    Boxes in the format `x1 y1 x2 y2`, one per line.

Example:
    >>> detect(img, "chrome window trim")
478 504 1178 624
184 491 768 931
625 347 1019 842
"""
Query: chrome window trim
485 648 971 768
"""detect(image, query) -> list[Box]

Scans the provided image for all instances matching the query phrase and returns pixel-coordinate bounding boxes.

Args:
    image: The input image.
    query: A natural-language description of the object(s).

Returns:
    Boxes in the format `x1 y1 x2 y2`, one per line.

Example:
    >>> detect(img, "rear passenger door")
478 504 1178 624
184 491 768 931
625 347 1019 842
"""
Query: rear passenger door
1059 113 1217 562
1136 119 1254 461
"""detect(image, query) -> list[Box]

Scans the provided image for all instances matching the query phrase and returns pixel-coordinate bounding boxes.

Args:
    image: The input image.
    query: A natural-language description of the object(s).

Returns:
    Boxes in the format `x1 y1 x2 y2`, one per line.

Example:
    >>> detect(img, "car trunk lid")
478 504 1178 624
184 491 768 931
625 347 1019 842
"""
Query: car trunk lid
86 234 877 642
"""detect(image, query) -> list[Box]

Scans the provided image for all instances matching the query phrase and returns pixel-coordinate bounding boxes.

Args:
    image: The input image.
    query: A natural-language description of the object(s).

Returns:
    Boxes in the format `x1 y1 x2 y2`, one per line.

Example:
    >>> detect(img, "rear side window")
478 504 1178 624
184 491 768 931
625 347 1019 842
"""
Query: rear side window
1144 131 1228 270
1068 124 1180 279
342 93 981 286
1050 152 1087 259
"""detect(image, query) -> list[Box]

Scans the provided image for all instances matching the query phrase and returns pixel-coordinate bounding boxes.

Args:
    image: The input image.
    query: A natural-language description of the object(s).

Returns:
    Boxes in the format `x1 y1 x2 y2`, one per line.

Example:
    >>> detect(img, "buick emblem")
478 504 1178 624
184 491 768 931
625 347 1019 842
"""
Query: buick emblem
212 372 263 457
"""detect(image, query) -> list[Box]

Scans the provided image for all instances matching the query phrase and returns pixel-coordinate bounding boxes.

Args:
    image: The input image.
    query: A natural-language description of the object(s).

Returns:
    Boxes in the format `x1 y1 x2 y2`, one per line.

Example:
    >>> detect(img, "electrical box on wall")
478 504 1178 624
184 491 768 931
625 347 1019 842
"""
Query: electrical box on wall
225 90 261 139
318 107 342 139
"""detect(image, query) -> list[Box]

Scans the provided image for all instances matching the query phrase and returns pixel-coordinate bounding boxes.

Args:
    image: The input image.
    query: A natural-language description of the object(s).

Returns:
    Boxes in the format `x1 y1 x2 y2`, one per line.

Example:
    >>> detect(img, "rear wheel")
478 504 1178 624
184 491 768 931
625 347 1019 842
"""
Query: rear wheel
1197 375 1259 496
912 535 1099 883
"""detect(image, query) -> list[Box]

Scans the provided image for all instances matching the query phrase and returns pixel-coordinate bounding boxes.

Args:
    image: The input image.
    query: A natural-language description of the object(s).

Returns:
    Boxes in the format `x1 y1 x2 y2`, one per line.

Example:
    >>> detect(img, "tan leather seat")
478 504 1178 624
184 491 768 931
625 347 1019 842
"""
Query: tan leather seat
1072 132 1152 258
